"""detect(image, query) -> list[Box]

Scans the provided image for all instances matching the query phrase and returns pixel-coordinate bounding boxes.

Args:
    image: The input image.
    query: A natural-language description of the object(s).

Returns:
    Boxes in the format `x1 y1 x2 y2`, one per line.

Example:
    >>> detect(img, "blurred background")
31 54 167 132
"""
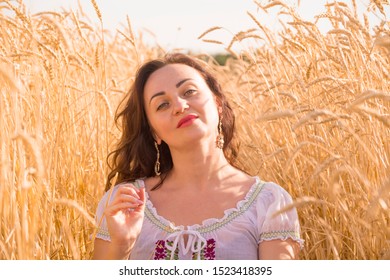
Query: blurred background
24 0 388 53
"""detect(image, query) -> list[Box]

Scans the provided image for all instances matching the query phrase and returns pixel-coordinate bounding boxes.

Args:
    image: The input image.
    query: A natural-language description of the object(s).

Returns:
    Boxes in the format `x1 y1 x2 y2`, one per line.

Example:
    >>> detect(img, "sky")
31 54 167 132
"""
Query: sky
23 0 388 54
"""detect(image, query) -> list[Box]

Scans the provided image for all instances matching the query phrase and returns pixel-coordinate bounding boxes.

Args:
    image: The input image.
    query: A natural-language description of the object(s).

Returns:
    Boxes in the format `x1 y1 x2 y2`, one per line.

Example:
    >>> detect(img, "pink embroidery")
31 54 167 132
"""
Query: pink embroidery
154 240 167 260
192 238 216 260
153 240 179 260
154 238 216 260
204 239 216 260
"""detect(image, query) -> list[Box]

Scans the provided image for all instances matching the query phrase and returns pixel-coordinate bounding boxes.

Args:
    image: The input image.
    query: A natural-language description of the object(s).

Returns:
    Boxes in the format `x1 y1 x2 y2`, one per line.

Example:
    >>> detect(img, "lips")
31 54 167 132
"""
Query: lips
177 115 198 128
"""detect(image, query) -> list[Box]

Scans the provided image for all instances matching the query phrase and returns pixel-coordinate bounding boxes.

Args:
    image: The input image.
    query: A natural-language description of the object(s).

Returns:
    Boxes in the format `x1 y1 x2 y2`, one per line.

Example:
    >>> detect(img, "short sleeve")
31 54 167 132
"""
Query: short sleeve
95 187 116 242
256 182 304 248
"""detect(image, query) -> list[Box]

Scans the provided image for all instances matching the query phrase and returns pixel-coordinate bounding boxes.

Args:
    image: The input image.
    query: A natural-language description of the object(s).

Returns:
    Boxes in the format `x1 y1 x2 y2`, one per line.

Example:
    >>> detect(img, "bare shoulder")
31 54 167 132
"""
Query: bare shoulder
229 168 256 187
223 168 257 197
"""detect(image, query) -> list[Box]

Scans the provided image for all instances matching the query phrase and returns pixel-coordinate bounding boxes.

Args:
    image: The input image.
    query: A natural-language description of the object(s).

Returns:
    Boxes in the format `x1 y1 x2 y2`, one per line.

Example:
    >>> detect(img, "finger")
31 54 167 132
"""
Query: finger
137 187 146 203
112 193 144 205
134 187 146 211
105 202 142 216
117 184 141 200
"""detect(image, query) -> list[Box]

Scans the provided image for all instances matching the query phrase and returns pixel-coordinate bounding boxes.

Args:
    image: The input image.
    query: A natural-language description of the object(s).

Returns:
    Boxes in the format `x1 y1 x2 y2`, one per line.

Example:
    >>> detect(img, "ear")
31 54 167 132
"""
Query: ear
218 106 223 116
149 124 162 145
214 95 222 109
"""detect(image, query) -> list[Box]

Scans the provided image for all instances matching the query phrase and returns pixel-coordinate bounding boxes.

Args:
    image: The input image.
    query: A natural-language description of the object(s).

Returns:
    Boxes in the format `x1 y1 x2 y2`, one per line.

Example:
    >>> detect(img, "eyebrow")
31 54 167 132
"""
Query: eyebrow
176 78 192 88
149 78 193 104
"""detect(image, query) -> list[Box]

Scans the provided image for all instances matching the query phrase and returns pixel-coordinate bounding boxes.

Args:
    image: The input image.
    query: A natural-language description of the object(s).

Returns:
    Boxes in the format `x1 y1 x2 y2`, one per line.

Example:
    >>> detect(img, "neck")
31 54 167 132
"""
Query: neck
167 141 231 191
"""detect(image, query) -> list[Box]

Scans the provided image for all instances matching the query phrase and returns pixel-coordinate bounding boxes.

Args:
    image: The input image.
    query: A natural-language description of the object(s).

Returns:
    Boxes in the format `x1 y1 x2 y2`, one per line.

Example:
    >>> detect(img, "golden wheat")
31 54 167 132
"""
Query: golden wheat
0 0 389 260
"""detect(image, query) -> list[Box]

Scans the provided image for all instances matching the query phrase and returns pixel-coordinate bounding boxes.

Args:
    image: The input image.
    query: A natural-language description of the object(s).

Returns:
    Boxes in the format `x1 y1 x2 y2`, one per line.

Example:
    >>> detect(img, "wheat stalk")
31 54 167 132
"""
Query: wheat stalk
198 26 222 40
90 0 102 22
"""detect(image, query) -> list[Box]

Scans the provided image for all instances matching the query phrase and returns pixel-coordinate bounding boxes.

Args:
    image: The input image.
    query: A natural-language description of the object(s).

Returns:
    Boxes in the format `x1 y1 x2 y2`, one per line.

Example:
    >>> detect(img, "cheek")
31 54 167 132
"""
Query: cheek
145 109 160 133
148 114 171 139
148 114 161 130
202 98 219 120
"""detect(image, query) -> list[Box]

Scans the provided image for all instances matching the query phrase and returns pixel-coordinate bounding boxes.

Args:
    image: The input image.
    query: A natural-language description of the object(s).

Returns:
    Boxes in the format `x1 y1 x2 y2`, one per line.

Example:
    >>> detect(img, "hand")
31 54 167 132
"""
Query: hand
104 183 146 247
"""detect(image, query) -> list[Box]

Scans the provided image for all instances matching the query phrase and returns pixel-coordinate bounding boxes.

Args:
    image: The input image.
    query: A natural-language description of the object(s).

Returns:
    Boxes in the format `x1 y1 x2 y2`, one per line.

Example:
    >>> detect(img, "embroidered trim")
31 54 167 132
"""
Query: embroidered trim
96 228 111 240
145 180 265 234
145 208 178 233
260 230 300 240
153 238 216 260
197 182 264 234
196 238 216 260
153 240 179 260
260 230 304 249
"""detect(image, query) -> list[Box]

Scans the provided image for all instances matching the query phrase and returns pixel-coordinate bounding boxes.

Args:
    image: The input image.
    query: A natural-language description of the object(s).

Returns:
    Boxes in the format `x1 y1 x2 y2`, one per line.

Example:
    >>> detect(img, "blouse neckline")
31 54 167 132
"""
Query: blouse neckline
136 176 265 234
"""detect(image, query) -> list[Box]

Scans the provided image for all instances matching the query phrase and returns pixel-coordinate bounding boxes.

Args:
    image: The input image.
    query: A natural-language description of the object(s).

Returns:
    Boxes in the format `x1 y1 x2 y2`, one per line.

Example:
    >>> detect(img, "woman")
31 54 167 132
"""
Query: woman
93 53 303 260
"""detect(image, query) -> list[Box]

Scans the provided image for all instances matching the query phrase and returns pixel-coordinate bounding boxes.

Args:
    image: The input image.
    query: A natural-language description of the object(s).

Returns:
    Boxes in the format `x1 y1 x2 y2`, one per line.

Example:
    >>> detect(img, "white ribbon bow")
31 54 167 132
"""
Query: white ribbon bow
165 229 207 260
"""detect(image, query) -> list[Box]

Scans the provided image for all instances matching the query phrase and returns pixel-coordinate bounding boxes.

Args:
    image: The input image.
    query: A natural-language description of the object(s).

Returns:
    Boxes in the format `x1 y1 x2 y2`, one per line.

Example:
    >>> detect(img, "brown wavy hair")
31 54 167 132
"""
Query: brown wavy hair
105 53 240 191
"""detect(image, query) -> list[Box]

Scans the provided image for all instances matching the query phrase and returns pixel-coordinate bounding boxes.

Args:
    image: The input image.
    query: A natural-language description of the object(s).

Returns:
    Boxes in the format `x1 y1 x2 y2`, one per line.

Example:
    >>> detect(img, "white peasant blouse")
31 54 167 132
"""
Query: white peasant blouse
95 176 304 260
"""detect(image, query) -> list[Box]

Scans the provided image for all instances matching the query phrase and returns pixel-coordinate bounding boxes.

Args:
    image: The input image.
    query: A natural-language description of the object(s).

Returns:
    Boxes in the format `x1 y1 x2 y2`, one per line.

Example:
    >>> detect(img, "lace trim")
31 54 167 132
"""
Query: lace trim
96 228 111 241
144 207 178 234
142 177 265 234
259 230 304 249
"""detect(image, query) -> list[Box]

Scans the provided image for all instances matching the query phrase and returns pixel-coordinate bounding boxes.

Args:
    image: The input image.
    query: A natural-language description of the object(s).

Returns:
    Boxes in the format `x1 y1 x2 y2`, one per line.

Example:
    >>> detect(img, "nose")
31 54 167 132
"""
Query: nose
172 97 189 115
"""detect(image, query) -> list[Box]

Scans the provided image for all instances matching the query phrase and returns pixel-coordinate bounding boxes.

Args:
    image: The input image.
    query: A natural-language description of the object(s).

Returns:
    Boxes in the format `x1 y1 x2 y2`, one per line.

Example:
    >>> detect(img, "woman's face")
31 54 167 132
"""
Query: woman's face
143 63 220 149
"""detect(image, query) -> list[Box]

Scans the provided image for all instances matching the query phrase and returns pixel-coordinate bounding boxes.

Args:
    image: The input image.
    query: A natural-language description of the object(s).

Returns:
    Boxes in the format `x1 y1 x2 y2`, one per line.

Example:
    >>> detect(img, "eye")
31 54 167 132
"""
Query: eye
184 89 196 96
157 102 169 111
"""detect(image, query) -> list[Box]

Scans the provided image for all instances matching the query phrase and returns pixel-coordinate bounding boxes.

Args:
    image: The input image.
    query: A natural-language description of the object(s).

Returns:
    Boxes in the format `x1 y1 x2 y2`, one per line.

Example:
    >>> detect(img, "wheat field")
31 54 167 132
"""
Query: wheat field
0 0 389 260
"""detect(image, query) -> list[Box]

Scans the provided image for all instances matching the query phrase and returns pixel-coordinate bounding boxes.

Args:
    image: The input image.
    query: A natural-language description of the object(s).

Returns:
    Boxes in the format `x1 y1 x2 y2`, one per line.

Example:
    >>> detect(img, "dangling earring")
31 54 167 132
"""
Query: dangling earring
216 112 224 149
154 141 161 176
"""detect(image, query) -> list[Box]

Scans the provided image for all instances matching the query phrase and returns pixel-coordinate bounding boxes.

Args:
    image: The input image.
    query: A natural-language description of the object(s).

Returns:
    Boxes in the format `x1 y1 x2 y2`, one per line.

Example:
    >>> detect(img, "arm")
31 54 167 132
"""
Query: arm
93 238 133 260
258 239 300 260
